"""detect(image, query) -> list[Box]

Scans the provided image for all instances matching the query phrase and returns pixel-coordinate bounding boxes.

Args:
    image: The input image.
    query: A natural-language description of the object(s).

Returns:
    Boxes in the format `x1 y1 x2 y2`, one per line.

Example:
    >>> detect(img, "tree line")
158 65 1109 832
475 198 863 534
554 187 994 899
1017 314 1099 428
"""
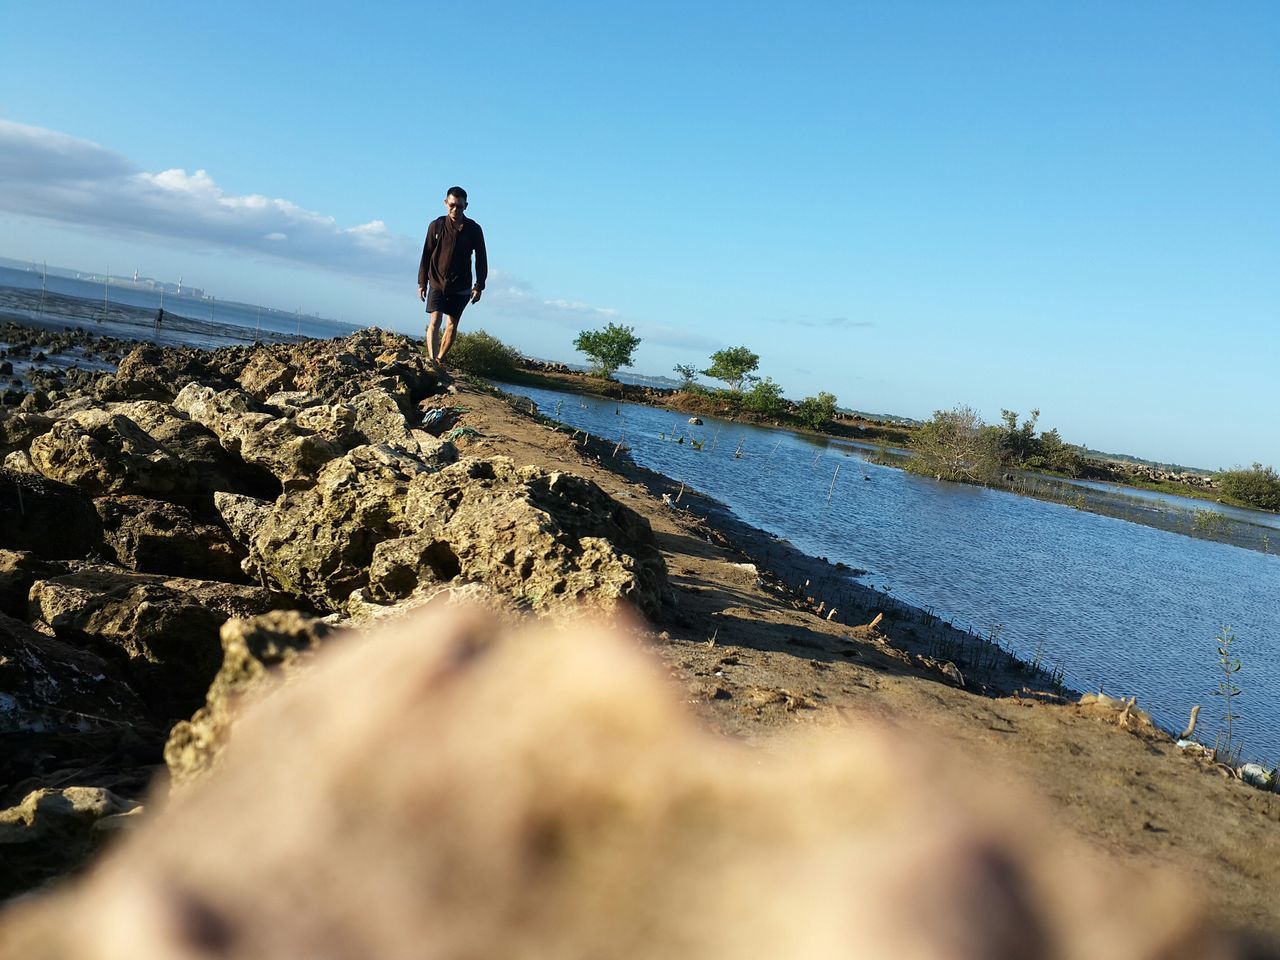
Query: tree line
447 323 1279 512
572 325 840 431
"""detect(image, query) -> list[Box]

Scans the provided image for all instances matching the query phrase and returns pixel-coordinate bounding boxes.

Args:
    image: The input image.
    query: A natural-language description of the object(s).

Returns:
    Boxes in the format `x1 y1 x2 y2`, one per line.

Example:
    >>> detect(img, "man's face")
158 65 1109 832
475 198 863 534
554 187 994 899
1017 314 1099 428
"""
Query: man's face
445 194 467 221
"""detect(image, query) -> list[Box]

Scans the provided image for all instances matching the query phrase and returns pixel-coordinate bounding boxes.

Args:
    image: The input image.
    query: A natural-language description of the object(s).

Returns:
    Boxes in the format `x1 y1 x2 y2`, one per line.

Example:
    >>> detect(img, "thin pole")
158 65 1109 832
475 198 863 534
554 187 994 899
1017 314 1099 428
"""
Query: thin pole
38 260 46 315
211 296 216 322
255 304 261 336
296 306 301 336
827 463 841 502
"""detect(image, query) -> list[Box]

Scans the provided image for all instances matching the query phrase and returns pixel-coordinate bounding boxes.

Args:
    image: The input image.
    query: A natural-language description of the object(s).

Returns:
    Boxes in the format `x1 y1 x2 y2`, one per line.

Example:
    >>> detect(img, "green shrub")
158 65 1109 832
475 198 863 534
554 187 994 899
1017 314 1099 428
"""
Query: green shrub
994 409 1085 476
1026 428 1087 477
907 405 1002 483
742 377 785 417
447 330 522 377
673 363 700 390
1218 463 1280 511
797 391 838 431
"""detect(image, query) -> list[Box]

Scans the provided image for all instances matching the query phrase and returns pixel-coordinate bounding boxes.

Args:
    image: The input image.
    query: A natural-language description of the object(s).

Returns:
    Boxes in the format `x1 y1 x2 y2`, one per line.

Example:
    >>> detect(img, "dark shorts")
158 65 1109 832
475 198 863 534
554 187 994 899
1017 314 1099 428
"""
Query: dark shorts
426 288 470 319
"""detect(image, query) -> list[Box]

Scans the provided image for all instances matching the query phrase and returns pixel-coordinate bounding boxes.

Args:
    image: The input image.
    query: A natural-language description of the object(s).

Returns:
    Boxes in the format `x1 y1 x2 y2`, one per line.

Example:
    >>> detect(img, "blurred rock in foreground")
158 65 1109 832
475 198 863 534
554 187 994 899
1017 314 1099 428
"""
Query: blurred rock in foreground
0 604 1261 959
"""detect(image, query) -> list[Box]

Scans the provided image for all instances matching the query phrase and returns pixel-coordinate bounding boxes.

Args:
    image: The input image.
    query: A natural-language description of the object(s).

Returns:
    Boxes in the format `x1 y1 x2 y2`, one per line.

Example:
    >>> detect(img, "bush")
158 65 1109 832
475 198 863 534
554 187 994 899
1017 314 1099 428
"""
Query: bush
1026 428 1086 477
673 363 700 390
446 330 522 378
1218 463 1280 511
797 391 838 431
742 377 785 417
907 405 1002 483
994 409 1085 476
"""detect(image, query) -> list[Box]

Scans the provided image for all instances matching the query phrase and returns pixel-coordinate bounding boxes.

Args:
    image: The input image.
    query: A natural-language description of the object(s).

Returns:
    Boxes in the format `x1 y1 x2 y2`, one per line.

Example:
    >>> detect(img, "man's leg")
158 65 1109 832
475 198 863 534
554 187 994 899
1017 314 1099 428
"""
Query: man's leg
437 315 461 366
425 311 442 361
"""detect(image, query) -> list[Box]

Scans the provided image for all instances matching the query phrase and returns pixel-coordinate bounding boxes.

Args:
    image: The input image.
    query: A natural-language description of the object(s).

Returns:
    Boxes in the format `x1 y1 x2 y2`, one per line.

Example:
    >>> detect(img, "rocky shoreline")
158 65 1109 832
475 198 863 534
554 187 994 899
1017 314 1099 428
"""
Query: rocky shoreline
1 328 672 895
2 324 1280 949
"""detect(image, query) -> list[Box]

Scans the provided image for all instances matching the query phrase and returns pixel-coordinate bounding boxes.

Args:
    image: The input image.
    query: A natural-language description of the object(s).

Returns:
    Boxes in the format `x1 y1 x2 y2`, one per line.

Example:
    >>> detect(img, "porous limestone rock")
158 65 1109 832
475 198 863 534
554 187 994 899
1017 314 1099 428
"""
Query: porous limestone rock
173 383 343 488
0 610 149 739
93 496 247 583
0 469 105 560
347 387 415 446
0 610 158 797
0 550 61 618
0 411 54 451
98 343 237 402
213 491 274 550
29 569 285 719
2 450 38 474
164 610 334 787
0 786 140 898
27 411 194 498
242 443 454 610
236 328 440 411
264 391 325 414
102 400 276 500
381 457 669 618
292 402 360 448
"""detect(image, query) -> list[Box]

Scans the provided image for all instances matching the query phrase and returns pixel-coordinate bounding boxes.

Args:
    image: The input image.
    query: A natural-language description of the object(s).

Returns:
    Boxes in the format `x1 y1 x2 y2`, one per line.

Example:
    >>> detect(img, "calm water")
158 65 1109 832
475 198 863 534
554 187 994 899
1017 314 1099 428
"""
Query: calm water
0 265 361 346
502 382 1280 762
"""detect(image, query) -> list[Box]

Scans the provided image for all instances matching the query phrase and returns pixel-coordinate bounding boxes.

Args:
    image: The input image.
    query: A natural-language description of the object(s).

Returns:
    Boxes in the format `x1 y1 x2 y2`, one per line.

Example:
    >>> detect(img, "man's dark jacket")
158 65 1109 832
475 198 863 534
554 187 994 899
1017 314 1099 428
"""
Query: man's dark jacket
418 216 488 295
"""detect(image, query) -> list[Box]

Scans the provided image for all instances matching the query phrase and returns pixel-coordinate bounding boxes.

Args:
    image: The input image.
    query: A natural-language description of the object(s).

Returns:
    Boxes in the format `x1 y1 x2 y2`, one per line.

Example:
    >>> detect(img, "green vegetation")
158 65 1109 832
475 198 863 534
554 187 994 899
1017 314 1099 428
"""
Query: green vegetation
1212 624 1243 765
703 346 759 392
993 410 1086 476
797 391 838 431
573 323 641 380
446 329 522 378
907 405 1002 483
1218 463 1280 511
742 377 785 417
1191 508 1232 539
673 363 701 391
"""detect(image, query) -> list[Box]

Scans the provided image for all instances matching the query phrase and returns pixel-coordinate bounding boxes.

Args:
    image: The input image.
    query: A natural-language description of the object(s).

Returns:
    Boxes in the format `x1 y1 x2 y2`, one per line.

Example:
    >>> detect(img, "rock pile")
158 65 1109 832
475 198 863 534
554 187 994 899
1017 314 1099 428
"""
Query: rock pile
0 327 668 895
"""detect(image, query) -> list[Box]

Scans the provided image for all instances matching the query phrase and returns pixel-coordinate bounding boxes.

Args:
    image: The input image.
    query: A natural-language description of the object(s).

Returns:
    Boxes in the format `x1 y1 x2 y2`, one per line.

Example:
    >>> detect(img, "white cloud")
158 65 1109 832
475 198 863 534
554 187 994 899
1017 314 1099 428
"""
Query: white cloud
774 315 876 330
0 119 416 282
542 297 619 318
0 118 630 336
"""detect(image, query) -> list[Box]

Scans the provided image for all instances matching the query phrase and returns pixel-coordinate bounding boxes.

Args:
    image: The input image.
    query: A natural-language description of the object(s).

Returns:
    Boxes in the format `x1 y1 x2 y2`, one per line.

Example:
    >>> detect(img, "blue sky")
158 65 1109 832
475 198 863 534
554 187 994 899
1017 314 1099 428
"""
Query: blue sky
1 1 1275 469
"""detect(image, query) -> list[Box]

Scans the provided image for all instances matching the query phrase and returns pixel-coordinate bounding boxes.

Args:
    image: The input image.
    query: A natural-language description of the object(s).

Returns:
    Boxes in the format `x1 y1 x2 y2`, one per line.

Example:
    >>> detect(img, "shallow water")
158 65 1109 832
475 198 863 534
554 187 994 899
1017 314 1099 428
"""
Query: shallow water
501 382 1280 762
0 267 359 347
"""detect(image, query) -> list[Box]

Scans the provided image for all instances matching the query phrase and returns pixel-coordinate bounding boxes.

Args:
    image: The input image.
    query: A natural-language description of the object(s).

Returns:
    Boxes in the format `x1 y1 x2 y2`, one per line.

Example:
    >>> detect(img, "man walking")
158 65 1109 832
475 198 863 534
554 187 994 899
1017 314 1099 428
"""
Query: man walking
418 186 487 369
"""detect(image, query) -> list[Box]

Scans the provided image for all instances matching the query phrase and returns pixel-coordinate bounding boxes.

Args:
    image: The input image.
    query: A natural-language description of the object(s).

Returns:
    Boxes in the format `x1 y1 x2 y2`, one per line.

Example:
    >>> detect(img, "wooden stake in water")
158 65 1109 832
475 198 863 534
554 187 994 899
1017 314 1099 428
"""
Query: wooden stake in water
827 463 841 502
38 260 46 315
211 297 216 323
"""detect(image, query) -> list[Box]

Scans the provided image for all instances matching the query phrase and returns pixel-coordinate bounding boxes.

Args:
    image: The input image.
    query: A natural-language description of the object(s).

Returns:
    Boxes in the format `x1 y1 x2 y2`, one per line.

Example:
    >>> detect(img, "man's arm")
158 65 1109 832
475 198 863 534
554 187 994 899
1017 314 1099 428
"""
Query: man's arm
418 222 436 301
471 225 487 303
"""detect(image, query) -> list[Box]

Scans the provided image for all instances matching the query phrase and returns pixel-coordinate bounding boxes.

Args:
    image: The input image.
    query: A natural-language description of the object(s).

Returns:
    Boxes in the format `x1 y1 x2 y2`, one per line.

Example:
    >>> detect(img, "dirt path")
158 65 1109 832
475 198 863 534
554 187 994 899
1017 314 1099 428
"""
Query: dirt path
444 377 1280 937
